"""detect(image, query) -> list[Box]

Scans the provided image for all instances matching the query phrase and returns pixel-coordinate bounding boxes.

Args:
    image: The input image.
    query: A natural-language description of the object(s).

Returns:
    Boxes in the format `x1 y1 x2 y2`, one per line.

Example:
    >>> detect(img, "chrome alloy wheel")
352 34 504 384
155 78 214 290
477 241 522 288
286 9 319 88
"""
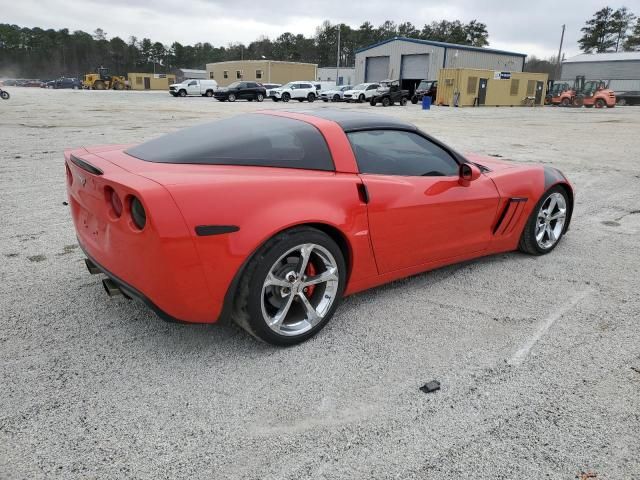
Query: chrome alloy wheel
261 243 339 337
535 192 567 249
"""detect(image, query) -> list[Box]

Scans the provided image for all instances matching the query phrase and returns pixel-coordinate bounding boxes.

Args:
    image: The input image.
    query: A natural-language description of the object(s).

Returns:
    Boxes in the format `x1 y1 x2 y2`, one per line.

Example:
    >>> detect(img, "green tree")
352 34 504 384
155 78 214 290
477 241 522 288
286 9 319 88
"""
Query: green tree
577 7 634 52
611 7 636 51
624 18 640 50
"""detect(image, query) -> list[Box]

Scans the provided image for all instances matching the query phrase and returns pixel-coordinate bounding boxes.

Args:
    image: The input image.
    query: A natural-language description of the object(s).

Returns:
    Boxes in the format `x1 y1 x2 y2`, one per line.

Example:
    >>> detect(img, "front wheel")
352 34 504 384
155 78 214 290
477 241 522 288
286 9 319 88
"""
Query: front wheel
0 90 9 100
358 94 365 103
233 227 346 345
400 97 408 106
256 93 264 102
179 89 187 97
594 98 606 108
333 94 340 102
282 93 291 102
370 99 377 106
411 96 418 104
307 93 315 102
519 186 570 255
382 97 391 107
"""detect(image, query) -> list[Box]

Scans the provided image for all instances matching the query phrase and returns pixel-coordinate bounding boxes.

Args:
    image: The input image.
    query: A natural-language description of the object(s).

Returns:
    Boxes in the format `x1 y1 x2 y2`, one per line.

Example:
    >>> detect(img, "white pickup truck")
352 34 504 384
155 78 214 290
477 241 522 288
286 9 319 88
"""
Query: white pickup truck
169 79 218 97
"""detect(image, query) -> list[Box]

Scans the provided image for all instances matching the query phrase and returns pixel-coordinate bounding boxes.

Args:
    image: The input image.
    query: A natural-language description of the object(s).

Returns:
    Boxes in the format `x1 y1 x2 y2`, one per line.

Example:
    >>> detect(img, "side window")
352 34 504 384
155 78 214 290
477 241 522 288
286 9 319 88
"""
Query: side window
347 130 459 177
188 81 197 86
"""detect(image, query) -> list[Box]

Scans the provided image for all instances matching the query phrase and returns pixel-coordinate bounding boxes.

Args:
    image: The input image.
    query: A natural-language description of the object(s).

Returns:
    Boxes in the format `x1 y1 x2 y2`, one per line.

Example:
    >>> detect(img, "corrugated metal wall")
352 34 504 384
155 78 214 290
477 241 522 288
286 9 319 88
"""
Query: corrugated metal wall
561 60 640 92
355 40 524 84
445 49 525 71
561 60 640 81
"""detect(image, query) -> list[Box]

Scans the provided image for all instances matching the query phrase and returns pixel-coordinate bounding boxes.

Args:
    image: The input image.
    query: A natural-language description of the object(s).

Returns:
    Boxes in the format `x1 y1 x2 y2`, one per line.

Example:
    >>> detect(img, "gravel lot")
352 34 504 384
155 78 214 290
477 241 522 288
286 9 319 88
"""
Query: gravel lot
1 88 639 479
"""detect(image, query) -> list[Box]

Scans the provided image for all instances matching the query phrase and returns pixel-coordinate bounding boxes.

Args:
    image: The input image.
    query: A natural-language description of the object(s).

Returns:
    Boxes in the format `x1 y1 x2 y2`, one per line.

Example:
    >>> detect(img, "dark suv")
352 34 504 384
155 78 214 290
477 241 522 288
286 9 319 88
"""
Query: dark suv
369 80 409 107
411 80 437 104
213 82 267 102
44 77 83 89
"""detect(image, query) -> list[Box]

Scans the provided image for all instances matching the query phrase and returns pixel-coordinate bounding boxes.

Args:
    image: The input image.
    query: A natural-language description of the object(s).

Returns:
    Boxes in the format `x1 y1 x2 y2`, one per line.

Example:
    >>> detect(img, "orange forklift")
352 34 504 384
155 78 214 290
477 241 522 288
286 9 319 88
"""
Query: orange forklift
554 76 616 108
546 82 572 105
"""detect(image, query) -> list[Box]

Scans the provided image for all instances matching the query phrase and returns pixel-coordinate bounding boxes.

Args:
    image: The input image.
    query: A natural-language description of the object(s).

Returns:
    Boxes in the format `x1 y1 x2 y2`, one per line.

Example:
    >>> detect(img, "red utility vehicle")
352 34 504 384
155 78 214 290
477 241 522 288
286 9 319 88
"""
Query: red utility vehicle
65 111 574 345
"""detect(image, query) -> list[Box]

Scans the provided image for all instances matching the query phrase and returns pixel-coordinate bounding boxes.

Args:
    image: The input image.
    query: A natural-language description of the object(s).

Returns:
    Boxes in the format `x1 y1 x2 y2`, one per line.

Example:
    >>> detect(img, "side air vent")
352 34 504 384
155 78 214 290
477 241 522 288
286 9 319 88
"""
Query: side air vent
494 197 528 235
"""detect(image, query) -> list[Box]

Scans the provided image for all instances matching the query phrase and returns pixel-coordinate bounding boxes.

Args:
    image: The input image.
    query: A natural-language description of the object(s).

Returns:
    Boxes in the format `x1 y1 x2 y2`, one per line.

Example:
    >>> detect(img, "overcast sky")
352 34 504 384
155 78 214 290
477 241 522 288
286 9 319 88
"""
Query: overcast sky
4 0 628 59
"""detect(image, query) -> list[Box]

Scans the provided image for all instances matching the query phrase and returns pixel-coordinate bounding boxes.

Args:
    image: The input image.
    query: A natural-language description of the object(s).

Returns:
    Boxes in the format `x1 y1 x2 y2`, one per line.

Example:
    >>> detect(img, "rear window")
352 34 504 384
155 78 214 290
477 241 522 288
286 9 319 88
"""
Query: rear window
126 114 334 171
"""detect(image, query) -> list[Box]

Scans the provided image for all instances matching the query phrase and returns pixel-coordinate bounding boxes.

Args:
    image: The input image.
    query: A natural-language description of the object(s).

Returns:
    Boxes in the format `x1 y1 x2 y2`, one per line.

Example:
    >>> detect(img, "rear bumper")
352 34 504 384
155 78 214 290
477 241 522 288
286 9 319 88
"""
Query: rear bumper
81 245 187 324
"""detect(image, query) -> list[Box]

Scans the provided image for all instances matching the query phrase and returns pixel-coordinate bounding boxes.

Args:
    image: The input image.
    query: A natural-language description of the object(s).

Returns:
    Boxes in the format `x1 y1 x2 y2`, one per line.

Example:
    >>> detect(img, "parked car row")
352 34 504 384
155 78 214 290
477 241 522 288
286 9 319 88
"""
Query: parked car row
43 77 83 89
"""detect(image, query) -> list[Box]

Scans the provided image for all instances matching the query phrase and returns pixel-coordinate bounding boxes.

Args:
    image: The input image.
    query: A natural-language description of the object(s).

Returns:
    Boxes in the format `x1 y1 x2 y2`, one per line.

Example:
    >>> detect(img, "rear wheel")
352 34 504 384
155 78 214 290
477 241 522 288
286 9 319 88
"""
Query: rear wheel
382 97 391 107
370 99 377 106
560 97 570 107
519 186 570 255
358 94 365 103
617 98 626 106
333 94 340 102
205 90 213 97
228 93 236 102
400 97 408 106
93 80 106 90
307 93 315 102
0 90 9 100
233 227 346 345
411 96 418 104
113 82 124 90
256 93 264 102
594 98 606 108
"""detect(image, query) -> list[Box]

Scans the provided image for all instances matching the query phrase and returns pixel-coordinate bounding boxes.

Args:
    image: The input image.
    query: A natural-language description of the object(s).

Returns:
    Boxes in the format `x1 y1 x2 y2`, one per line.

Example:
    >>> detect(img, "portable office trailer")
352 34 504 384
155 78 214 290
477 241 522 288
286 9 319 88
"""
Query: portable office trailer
436 68 548 107
128 73 176 90
206 61 317 87
354 37 526 96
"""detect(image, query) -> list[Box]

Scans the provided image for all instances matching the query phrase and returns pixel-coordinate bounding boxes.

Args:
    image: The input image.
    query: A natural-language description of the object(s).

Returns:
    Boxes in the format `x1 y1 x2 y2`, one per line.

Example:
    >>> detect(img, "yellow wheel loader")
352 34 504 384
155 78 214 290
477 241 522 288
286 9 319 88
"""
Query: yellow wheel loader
83 67 126 90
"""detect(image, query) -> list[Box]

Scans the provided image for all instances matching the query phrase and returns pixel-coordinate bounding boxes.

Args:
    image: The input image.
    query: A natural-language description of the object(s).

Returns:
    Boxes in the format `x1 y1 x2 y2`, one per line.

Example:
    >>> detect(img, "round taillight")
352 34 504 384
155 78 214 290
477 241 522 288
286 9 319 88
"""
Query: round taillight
66 163 73 185
105 187 122 217
130 196 146 230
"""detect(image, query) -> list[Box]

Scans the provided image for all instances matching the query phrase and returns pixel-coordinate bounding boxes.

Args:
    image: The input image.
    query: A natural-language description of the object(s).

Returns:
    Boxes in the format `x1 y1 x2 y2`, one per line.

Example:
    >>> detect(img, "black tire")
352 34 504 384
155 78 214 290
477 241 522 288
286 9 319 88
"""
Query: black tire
233 227 346 345
333 94 340 102
297 98 304 102
322 98 328 102
256 93 264 102
0 90 9 100
228 93 236 102
617 98 626 106
411 96 418 104
518 186 570 256
370 99 376 106
400 97 408 106
205 90 213 97
358 94 365 103
179 89 187 97
282 92 290 102
560 97 570 107
272 97 280 102
307 93 315 102
594 98 606 108
382 97 391 107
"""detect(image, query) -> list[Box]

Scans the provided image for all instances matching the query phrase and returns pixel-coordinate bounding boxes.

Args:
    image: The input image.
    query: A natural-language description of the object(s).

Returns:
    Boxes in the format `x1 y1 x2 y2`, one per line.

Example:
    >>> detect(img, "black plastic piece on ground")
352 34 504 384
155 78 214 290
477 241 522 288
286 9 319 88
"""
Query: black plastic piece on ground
420 380 441 393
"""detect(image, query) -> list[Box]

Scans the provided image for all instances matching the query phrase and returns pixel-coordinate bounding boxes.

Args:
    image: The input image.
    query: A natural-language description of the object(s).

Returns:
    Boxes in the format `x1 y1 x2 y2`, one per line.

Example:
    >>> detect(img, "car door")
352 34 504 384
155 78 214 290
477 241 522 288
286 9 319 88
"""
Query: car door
187 80 198 95
365 84 379 99
349 129 500 274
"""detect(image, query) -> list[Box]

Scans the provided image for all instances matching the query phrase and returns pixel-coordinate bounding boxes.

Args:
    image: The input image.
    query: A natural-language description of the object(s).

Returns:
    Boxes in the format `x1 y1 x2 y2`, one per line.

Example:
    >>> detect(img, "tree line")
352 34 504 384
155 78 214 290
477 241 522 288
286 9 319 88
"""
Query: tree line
0 20 488 79
579 6 640 52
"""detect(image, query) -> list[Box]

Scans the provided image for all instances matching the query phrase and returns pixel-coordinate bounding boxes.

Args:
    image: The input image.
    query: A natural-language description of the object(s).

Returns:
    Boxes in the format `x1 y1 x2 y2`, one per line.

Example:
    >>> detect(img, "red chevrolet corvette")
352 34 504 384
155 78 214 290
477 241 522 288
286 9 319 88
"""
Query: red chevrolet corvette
65 110 573 345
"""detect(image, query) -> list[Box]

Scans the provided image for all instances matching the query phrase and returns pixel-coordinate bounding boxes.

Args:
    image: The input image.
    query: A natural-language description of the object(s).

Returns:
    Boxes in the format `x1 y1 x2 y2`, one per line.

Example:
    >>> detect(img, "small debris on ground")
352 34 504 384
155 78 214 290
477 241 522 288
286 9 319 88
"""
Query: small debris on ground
631 366 640 374
420 380 441 394
576 471 597 479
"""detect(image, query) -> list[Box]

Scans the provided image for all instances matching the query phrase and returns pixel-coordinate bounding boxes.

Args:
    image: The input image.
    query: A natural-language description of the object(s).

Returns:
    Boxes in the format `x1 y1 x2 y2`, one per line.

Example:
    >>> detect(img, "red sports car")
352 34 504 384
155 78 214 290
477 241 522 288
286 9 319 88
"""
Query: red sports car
65 110 573 345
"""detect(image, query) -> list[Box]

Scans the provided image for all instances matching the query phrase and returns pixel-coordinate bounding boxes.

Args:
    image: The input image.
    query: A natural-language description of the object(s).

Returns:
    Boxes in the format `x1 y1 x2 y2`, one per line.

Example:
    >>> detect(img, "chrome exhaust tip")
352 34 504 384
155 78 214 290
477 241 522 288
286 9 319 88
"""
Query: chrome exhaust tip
102 278 122 297
85 258 101 275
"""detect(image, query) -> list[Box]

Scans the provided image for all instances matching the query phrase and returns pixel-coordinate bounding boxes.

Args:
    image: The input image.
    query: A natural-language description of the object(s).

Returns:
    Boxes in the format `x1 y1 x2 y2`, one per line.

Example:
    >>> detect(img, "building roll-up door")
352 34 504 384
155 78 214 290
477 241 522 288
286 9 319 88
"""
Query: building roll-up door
401 54 429 79
365 56 390 82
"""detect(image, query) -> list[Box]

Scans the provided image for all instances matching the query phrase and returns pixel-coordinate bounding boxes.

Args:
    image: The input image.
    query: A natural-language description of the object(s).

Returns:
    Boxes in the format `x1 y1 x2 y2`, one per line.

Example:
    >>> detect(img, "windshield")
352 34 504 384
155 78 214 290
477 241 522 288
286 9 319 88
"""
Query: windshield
417 80 431 90
227 82 241 88
281 83 294 89
340 85 352 91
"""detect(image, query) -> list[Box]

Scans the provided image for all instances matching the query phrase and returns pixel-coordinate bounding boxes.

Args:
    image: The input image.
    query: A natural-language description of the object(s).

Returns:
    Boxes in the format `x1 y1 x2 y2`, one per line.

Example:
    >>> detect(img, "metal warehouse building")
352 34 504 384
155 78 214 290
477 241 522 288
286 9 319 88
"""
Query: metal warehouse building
206 60 317 87
561 52 640 93
355 37 526 95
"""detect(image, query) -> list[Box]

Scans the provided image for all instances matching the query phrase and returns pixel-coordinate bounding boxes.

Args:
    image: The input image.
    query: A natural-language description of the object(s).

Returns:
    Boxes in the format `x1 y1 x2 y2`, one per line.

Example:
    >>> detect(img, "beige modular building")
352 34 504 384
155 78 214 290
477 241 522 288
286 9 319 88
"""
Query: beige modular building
206 60 317 87
436 68 548 107
128 73 176 90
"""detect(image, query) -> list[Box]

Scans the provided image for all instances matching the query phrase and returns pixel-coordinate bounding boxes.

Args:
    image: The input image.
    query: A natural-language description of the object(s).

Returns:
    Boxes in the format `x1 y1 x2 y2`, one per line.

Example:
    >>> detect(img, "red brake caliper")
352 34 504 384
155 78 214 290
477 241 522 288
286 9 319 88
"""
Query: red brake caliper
304 262 317 298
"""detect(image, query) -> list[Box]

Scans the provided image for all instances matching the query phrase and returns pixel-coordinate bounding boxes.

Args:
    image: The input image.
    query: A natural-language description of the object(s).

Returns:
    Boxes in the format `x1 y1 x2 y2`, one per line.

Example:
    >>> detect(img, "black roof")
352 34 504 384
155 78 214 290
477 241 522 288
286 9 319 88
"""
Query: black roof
295 109 416 132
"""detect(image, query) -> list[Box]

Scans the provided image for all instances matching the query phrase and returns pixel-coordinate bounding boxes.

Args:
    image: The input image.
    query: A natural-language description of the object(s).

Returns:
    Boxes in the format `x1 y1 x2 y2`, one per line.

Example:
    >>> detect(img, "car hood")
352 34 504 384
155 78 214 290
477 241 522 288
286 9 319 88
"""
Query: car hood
465 154 519 171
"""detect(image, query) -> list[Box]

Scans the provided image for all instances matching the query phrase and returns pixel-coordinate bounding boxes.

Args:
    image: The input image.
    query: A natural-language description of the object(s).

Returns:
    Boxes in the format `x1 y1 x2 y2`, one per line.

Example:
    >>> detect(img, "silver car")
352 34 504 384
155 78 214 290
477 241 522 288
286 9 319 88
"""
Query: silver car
320 85 353 102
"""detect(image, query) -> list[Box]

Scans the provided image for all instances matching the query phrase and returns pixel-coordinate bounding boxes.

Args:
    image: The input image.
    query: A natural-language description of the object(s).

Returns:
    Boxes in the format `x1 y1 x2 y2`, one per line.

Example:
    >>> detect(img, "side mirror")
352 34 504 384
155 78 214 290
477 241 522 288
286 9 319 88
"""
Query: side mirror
459 163 481 185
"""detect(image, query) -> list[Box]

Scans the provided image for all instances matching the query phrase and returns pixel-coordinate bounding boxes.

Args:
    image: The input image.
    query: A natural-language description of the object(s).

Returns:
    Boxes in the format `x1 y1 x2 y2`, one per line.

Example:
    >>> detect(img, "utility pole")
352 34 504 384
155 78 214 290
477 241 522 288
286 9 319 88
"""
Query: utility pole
556 24 565 81
336 26 341 85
